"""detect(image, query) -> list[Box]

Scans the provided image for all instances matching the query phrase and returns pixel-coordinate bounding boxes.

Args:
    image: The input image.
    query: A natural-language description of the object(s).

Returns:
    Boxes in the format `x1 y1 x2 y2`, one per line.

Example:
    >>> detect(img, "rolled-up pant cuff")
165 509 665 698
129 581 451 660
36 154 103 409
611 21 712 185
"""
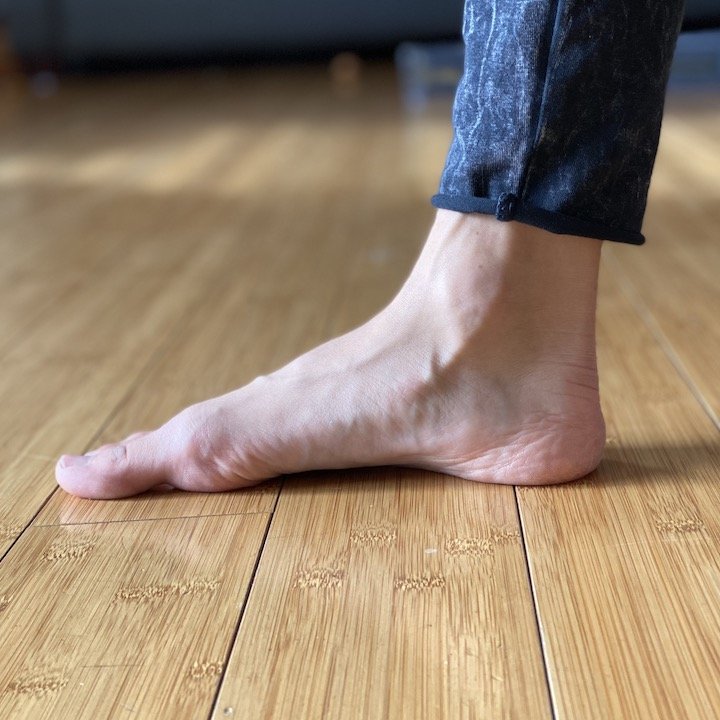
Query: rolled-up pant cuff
436 0 685 247
431 192 645 245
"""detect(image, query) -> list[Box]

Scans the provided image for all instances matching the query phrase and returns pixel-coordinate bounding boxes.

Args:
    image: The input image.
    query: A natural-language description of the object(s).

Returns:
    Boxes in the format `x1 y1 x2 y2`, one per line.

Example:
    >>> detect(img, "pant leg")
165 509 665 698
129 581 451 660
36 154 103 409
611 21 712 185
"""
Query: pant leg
432 0 686 244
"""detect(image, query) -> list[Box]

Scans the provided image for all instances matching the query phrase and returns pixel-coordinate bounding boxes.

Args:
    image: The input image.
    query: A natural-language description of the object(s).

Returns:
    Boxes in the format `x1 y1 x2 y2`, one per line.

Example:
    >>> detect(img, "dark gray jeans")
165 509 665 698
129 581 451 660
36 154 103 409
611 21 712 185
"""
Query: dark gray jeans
432 0 686 244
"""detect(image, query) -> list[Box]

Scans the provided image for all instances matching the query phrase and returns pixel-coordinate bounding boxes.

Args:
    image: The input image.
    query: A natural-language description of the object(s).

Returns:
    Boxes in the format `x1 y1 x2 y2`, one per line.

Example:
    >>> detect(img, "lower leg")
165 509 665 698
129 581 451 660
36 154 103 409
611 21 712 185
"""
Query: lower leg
433 0 685 242
56 211 605 498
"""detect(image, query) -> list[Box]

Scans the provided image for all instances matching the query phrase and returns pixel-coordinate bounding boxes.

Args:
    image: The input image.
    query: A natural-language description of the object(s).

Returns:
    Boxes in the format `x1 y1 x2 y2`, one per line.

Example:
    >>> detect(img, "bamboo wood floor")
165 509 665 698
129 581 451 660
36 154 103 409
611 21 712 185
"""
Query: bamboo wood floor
0 64 718 720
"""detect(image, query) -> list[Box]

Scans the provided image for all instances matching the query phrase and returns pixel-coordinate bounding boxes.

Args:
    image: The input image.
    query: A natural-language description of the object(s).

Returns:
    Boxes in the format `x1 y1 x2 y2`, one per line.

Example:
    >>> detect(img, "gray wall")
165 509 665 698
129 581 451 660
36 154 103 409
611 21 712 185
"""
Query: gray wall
3 0 464 65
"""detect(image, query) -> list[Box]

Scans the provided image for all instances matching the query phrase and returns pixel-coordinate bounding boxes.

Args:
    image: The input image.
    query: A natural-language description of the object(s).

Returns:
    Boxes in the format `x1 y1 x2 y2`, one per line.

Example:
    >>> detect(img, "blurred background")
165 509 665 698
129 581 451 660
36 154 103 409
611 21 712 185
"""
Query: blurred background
1 0 719 104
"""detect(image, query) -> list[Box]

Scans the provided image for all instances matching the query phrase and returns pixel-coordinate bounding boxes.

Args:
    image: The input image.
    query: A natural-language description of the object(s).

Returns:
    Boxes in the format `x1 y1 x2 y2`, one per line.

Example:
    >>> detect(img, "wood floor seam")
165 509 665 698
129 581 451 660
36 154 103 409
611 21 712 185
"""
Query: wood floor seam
31 508 277 528
513 486 558 720
208 484 284 720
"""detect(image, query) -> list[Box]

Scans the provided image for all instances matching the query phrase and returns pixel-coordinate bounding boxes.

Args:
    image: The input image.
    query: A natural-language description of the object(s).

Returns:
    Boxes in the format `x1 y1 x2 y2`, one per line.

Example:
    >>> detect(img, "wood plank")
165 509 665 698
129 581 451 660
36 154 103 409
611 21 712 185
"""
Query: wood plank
0 88 263 357
213 469 552 720
0 71 302 358
517 266 720 720
0 188 199 360
0 514 269 719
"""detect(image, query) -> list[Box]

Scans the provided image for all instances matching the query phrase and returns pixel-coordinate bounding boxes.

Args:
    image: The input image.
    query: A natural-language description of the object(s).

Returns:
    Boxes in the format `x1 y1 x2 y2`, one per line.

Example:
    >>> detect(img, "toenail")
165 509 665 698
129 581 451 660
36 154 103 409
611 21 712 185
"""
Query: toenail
109 445 127 461
60 454 90 468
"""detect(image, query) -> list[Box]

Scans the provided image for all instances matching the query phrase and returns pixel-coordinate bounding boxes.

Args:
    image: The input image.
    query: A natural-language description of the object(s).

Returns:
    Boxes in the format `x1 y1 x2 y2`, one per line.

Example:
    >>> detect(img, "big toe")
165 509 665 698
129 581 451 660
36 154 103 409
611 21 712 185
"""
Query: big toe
55 433 170 499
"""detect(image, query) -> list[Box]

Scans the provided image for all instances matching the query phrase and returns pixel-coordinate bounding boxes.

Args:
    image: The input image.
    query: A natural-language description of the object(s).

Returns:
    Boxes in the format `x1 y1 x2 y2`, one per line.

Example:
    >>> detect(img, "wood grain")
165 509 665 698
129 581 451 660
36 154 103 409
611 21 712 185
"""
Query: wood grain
214 469 552 720
0 513 270 719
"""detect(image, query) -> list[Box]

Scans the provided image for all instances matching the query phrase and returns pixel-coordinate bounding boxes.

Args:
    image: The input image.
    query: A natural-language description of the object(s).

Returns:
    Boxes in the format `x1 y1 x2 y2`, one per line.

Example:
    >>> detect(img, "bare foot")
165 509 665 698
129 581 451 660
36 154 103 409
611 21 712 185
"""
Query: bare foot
56 210 606 499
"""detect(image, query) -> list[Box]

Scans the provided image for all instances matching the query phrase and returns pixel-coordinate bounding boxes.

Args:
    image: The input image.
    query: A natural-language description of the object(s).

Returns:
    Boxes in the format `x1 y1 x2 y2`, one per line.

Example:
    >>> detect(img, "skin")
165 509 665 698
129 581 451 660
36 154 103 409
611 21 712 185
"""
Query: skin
56 209 606 499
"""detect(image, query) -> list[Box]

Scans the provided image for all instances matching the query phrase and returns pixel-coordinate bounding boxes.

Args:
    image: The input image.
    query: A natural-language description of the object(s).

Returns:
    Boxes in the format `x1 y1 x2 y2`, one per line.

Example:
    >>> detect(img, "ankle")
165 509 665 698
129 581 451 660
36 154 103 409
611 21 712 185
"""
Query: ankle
428 209 600 303
404 211 601 362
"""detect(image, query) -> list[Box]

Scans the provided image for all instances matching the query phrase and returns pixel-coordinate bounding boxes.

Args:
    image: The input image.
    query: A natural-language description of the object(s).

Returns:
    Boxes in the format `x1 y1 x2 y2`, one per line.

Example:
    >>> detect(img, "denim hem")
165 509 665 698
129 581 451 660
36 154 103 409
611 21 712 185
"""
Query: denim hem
430 193 645 245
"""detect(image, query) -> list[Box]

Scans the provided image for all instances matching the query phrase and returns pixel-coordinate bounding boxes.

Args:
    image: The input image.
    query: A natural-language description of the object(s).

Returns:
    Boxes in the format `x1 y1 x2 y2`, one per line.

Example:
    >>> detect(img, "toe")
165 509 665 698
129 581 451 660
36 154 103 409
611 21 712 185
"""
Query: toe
55 432 170 499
